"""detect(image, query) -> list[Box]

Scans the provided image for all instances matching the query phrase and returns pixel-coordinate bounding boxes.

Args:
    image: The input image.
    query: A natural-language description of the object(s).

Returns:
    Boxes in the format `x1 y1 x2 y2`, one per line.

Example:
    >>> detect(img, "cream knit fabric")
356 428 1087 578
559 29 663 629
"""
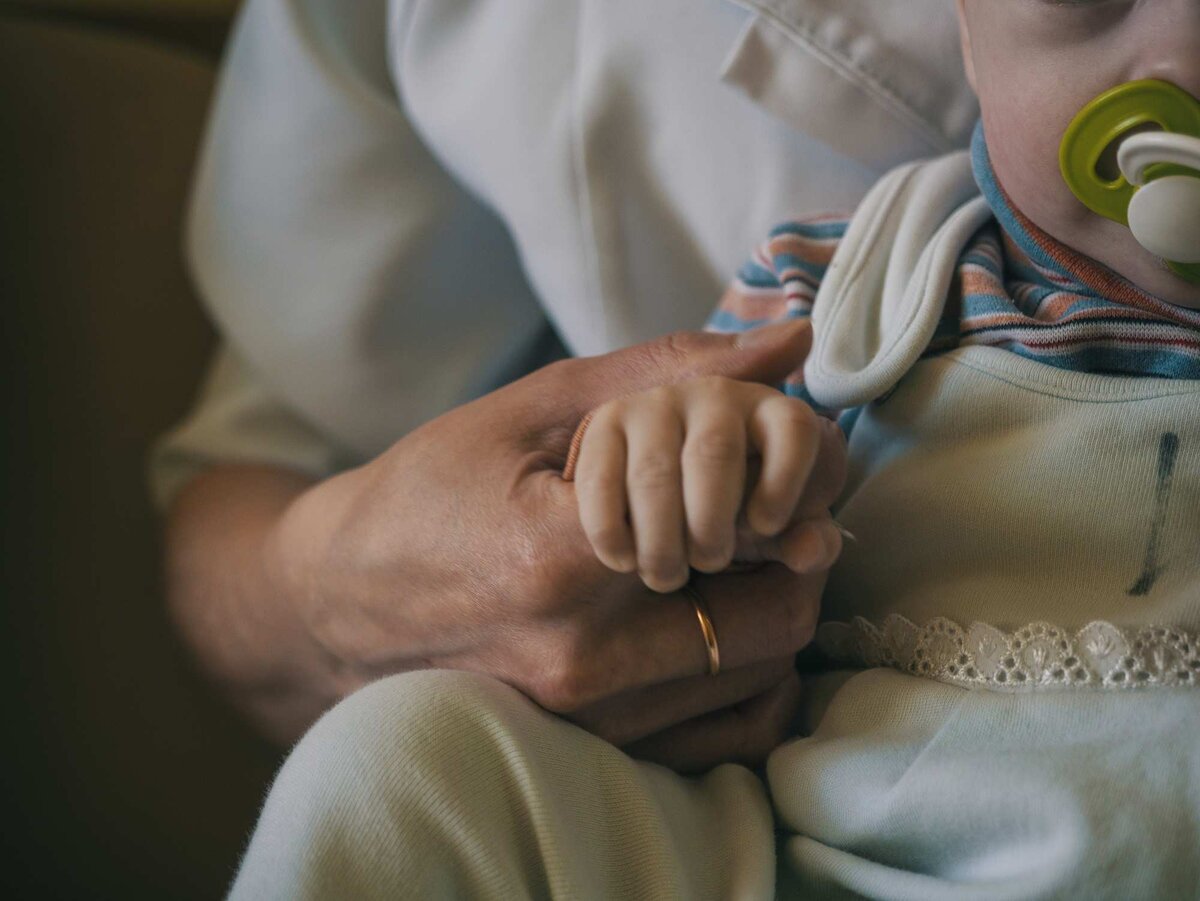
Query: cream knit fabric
229 152 1200 899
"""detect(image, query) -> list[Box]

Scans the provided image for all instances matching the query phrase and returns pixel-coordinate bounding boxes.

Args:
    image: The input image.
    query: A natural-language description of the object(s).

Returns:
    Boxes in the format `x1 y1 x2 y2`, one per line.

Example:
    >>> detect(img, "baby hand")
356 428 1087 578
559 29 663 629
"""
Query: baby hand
571 376 840 593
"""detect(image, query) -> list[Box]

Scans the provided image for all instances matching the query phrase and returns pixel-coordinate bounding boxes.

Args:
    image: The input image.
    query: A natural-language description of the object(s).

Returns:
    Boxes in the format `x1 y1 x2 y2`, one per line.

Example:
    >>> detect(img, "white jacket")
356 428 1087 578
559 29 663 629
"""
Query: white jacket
151 0 976 504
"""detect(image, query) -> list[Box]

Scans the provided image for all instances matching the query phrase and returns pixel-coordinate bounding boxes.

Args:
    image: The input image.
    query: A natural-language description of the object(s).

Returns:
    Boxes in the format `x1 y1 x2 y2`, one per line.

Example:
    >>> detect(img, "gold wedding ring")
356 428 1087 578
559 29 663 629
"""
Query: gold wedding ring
681 582 721 676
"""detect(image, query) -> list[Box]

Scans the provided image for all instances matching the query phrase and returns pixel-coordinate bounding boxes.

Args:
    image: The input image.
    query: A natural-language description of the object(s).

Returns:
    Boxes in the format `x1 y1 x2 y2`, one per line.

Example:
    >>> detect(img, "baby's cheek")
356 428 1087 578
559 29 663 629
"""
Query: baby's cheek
982 106 1077 235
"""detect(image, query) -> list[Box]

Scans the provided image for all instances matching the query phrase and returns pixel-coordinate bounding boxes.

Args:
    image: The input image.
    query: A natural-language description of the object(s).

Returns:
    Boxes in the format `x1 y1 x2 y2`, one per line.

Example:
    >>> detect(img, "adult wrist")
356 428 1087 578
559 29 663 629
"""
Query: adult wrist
260 466 371 705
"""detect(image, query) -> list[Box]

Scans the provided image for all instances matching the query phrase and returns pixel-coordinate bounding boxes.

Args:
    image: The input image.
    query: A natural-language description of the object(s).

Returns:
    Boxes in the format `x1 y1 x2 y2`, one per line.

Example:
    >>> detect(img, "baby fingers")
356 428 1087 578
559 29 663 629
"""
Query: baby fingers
623 389 689 593
680 391 746 574
744 395 823 537
575 407 638 574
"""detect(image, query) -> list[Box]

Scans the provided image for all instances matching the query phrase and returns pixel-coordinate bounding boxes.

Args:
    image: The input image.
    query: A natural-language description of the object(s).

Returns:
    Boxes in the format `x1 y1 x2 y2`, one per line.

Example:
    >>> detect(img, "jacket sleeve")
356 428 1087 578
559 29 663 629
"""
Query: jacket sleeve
150 0 562 508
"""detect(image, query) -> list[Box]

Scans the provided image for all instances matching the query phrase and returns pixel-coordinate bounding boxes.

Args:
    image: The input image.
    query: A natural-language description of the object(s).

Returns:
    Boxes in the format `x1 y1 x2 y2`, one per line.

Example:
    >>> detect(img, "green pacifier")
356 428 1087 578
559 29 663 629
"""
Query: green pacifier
1060 79 1200 284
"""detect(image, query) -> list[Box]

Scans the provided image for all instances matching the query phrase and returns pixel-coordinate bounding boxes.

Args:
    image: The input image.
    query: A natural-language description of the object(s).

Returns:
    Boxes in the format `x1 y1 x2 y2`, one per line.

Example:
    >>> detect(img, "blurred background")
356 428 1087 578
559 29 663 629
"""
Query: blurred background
0 2 285 897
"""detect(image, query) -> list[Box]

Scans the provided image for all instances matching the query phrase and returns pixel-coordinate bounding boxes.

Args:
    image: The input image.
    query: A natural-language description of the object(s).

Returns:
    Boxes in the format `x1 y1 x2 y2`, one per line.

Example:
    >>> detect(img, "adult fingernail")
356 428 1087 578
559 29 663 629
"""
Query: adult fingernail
793 520 842 572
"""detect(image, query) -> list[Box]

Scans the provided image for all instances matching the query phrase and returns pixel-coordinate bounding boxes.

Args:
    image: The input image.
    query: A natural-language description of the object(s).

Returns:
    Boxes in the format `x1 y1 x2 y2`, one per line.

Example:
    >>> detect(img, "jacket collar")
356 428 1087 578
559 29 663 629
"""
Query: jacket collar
721 0 977 171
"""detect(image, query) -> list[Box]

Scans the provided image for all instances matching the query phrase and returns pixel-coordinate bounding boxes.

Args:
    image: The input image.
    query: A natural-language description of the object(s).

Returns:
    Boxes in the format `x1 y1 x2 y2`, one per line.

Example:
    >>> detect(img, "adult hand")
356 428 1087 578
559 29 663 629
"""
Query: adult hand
268 319 847 771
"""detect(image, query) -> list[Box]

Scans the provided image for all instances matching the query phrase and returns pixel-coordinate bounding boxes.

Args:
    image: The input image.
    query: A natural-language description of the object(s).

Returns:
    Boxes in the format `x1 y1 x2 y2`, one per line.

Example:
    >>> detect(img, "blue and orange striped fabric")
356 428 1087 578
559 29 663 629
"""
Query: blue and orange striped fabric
708 123 1200 390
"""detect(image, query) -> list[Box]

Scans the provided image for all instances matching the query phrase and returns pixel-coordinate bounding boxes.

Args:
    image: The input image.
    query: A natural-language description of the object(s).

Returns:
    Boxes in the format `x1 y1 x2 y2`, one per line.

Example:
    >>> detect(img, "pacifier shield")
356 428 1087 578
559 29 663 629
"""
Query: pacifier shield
1060 79 1200 225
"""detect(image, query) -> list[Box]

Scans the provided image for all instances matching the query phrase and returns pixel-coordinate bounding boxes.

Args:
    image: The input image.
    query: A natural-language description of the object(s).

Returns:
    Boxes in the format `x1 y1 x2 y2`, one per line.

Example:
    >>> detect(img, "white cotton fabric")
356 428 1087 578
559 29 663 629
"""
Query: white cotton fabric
721 0 978 169
231 669 1200 899
156 1 1200 896
228 670 779 901
149 0 975 505
224 135 1200 897
799 151 1200 638
773 669 1200 899
787 152 1199 896
804 150 991 409
821 345 1200 634
149 346 352 508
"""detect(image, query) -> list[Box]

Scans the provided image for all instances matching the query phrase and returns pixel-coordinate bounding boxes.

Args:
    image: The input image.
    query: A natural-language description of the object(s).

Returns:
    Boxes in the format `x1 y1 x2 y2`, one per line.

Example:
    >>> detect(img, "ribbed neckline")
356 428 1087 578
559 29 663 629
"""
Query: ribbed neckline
969 122 1200 329
933 344 1200 402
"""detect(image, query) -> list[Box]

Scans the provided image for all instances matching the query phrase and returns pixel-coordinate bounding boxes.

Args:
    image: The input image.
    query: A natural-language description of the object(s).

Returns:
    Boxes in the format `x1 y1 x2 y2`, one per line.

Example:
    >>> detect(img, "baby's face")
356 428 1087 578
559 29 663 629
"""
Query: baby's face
958 0 1200 308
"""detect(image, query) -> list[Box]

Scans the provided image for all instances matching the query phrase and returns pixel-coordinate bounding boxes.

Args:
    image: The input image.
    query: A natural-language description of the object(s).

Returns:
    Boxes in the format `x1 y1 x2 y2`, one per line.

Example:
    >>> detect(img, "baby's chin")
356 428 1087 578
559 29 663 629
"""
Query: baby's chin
1121 261 1200 310
1059 217 1200 310
1097 243 1200 310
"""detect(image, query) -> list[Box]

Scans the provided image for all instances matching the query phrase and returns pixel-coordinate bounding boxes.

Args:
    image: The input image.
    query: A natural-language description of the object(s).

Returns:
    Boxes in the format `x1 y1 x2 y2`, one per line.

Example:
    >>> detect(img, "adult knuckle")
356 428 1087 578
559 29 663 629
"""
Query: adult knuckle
640 330 694 379
805 453 847 510
821 428 851 495
783 593 819 650
531 641 599 713
739 679 801 763
542 357 575 380
749 713 791 761
751 577 817 653
661 328 702 359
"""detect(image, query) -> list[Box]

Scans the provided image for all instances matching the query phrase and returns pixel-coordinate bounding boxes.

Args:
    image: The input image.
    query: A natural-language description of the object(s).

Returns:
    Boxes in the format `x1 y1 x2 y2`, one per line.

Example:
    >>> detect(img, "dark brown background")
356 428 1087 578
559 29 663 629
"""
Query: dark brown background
1 4 282 897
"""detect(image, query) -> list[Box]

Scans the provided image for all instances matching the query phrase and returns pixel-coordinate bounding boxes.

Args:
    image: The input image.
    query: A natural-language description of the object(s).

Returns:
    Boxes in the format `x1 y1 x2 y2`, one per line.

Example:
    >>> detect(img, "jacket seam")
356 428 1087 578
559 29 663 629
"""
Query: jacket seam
732 0 955 153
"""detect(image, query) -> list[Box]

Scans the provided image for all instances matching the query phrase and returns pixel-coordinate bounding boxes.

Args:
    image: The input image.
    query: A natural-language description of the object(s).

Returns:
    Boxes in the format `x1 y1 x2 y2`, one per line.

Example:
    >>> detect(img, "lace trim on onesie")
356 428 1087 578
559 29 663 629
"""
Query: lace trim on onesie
818 616 1200 691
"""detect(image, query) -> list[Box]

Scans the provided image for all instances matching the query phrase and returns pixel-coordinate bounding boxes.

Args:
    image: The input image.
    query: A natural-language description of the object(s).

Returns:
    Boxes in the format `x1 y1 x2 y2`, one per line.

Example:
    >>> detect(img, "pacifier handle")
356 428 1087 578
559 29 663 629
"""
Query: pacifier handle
1117 131 1200 185
1115 130 1200 269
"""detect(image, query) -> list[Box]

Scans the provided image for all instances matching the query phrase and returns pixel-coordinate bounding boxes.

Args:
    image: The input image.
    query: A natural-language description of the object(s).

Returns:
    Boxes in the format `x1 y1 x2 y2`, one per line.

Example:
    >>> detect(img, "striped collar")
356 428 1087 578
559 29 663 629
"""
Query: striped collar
954 124 1200 378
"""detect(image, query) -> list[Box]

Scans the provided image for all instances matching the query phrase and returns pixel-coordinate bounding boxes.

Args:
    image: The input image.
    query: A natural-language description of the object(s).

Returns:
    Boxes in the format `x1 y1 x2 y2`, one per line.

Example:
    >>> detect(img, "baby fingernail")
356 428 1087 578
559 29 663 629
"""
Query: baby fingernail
832 519 857 543
641 568 688 593
612 553 638 573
